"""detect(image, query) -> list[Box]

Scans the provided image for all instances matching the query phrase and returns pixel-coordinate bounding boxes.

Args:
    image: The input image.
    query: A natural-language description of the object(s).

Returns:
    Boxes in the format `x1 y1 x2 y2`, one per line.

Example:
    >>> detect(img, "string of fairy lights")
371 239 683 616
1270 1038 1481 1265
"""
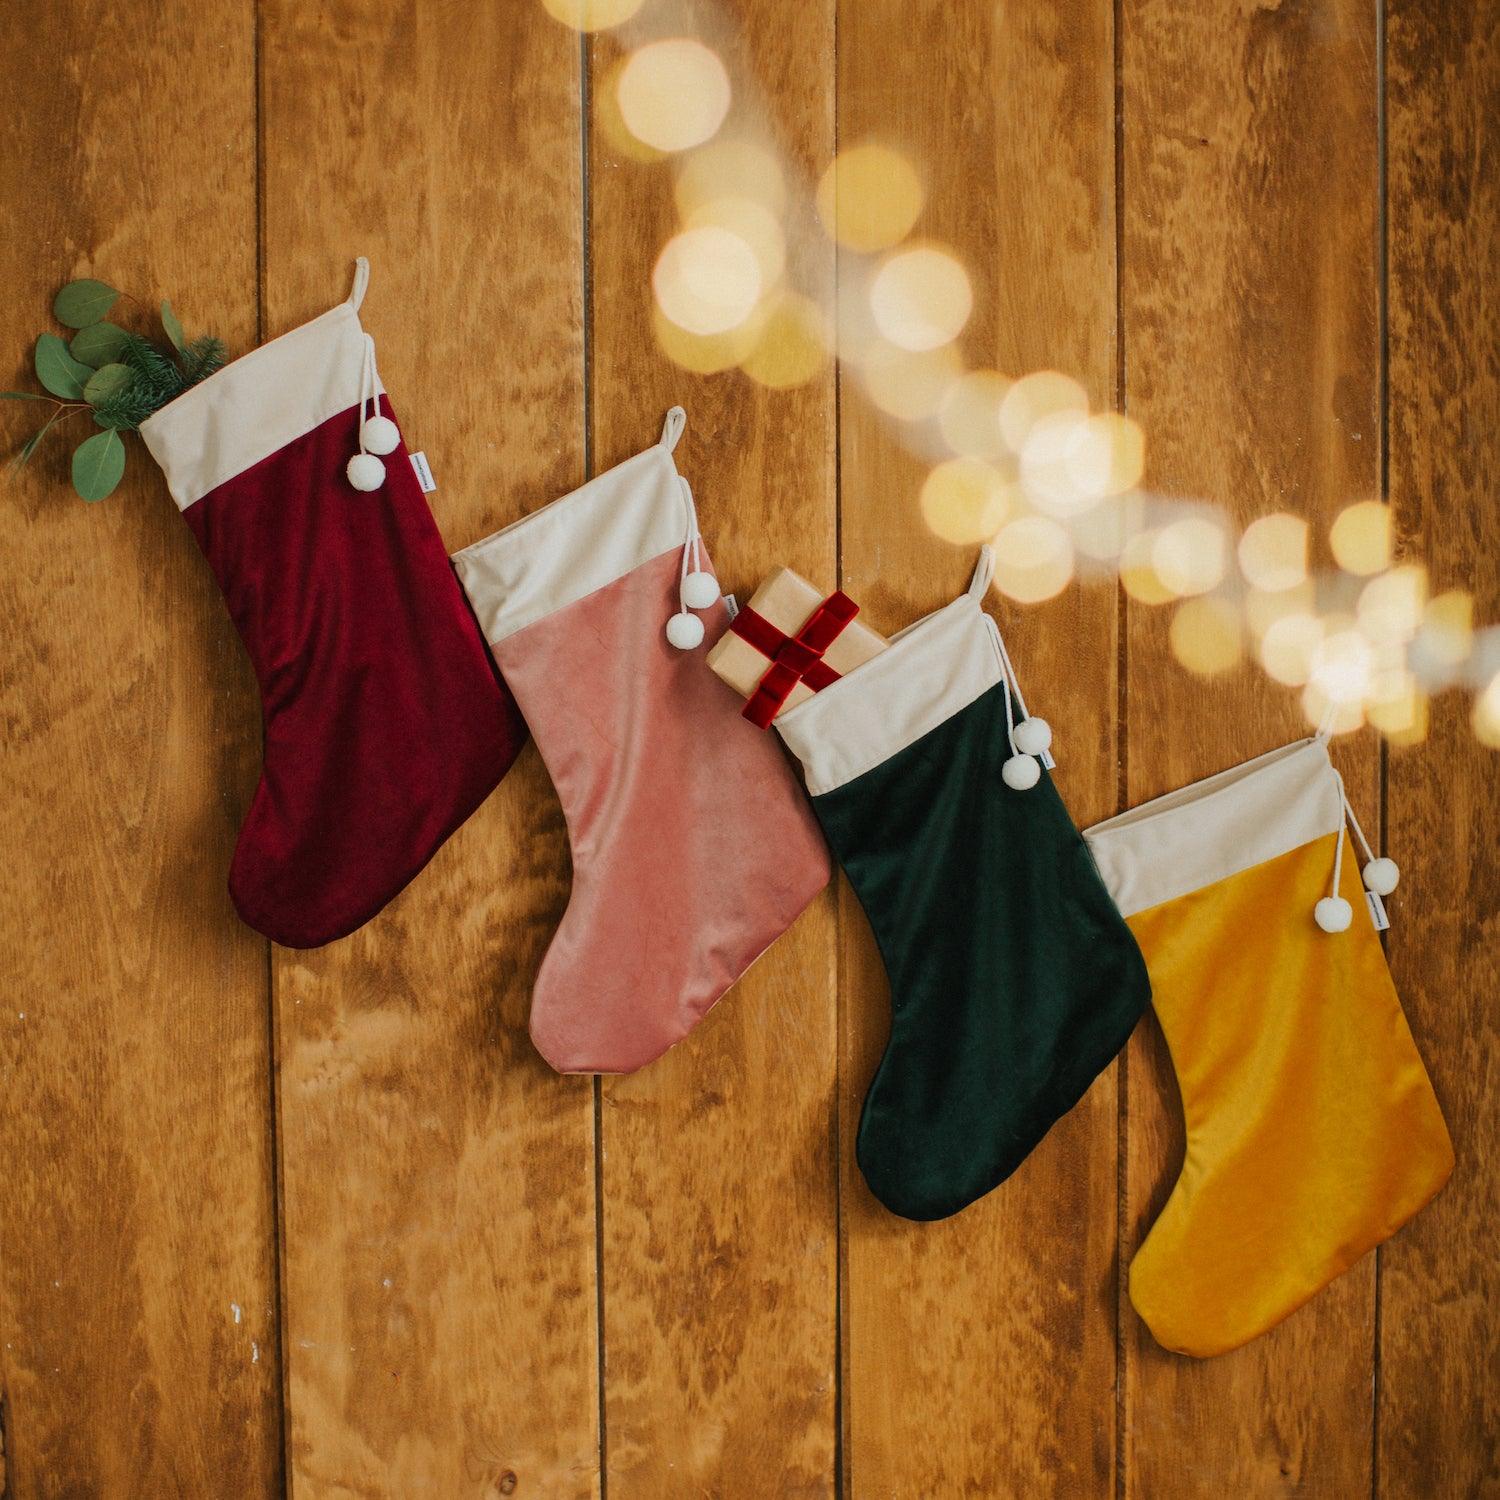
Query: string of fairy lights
545 0 1499 750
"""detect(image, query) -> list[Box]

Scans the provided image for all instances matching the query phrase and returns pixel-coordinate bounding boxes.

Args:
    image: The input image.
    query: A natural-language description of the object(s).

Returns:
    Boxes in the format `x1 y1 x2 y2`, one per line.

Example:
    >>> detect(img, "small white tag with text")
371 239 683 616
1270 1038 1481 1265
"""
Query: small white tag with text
1366 889 1391 931
722 593 739 619
409 451 436 493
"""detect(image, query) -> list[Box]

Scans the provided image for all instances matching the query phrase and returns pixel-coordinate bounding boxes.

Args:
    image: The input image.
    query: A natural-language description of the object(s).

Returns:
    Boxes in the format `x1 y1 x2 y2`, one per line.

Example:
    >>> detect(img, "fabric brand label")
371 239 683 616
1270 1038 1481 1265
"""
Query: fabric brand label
1041 748 1057 770
409 451 436 493
722 594 739 619
1366 889 1391 931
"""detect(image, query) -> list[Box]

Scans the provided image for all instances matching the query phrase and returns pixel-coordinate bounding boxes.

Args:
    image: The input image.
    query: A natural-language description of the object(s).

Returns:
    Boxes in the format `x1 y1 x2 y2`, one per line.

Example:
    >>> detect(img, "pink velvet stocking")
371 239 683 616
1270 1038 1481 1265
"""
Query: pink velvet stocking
454 409 830 1073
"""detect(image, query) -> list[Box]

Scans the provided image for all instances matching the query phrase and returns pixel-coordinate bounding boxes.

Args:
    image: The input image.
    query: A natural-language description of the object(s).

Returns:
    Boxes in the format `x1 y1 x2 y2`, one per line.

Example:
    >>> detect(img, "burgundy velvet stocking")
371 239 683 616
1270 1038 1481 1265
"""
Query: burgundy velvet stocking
139 261 524 946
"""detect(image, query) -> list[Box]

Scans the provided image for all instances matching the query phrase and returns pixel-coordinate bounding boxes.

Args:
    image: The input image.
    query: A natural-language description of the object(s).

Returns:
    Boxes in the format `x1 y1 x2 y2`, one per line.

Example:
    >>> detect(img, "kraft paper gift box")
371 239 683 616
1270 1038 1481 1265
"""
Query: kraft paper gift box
706 567 887 726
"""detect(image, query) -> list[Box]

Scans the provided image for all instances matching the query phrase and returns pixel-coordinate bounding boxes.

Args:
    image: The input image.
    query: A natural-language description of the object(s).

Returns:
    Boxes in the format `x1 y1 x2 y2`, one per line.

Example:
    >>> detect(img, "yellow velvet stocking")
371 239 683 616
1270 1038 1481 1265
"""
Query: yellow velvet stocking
1086 739 1453 1357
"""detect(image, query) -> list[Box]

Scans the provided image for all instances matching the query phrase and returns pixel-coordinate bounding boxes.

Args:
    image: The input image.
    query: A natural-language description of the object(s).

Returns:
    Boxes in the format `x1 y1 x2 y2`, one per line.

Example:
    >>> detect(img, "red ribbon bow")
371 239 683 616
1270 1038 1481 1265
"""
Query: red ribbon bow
730 590 859 728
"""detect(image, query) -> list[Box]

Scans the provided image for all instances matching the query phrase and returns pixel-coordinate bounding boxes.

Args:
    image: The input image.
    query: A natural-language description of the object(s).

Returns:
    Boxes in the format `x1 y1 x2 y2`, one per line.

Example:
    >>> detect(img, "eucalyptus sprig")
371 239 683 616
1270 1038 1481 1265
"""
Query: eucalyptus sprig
4 279 227 501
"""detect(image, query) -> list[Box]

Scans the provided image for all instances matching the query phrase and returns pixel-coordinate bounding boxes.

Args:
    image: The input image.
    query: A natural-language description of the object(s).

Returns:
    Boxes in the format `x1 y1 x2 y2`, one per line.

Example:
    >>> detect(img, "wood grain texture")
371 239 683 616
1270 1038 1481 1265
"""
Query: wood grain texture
1381 2 1500 1494
836 2 1122 1494
586 3 839 1494
0 1 279 1495
1120 0 1383 1492
258 3 598 1494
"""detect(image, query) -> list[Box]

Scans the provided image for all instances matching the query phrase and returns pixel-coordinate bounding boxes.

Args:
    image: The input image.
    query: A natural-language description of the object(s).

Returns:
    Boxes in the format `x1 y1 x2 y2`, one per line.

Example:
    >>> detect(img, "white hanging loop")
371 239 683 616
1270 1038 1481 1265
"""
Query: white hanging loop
660 405 687 454
1315 769 1398 931
347 256 370 312
665 474 711 650
982 613 1046 790
973 547 1053 786
968 543 995 599
346 333 390 491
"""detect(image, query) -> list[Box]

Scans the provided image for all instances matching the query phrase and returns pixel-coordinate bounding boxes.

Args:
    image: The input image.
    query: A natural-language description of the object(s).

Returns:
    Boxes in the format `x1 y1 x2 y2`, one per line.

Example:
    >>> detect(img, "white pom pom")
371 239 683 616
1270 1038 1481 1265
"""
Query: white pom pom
1362 857 1400 896
360 415 400 455
665 612 705 650
346 453 386 491
1002 753 1041 790
1013 716 1053 757
1315 896 1353 933
681 570 719 610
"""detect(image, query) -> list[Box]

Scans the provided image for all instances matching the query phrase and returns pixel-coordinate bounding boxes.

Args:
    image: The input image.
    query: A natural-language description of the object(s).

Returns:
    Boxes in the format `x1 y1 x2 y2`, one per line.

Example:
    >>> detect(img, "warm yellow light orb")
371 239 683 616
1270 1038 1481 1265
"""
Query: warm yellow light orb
998 370 1089 454
1259 612 1324 685
860 340 963 421
1309 627 1376 705
920 459 1013 545
1170 597 1243 677
1473 672 1500 750
938 370 1008 458
652 304 762 374
618 40 731 154
815 144 924 253
868 246 973 352
1357 564 1427 644
675 139 786 218
992 516 1074 603
653 226 762 335
683 196 786 287
1329 500 1392 576
1120 531 1176 605
1021 412 1094 517
1064 412 1145 498
541 0 644 31
740 293 829 389
1238 513 1308 593
1152 517 1228 597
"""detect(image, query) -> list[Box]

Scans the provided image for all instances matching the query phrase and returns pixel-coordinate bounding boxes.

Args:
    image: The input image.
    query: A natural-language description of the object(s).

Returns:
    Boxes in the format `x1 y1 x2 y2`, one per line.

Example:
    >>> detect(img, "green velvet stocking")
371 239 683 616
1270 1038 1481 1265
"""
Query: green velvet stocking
775 561 1150 1221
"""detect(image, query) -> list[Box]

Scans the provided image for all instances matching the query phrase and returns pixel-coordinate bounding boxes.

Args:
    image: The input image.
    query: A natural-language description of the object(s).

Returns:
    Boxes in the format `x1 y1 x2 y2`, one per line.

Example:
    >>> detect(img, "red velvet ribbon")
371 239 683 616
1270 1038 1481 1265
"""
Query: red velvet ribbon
731 590 859 728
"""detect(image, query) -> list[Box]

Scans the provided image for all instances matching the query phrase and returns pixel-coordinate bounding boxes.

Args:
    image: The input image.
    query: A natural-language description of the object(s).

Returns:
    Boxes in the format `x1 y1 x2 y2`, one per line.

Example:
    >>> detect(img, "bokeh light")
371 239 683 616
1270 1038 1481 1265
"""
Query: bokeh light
1309 626 1376 705
1020 412 1095 517
938 370 1008 458
1170 597 1243 677
682 195 786 287
868 246 973 352
740 292 829 389
1366 670 1428 744
618 40 732 154
1238 513 1308 593
1474 672 1500 749
1152 517 1228 597
815 143 924 253
991 516 1074 603
675 139 786 218
653 226 762 334
1329 499 1392 576
1259 611 1324 685
860 341 963 421
1120 530 1176 605
1357 564 1426 644
1064 412 1145 499
541 0 644 30
920 459 1013 544
998 371 1089 454
652 303 762 374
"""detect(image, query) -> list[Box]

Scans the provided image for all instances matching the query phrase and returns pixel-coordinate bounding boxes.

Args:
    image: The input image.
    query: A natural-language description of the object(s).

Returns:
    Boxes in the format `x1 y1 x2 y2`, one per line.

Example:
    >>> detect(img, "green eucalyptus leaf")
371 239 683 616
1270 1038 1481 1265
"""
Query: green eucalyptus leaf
9 409 62 472
160 298 186 351
34 333 91 399
83 363 134 406
71 427 126 502
70 320 130 368
0 391 50 401
53 278 120 329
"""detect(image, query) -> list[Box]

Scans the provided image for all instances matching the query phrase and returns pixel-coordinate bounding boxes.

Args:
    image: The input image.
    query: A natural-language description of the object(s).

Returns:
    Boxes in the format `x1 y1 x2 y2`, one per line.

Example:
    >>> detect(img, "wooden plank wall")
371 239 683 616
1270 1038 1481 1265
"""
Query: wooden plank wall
0 1 1493 1497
